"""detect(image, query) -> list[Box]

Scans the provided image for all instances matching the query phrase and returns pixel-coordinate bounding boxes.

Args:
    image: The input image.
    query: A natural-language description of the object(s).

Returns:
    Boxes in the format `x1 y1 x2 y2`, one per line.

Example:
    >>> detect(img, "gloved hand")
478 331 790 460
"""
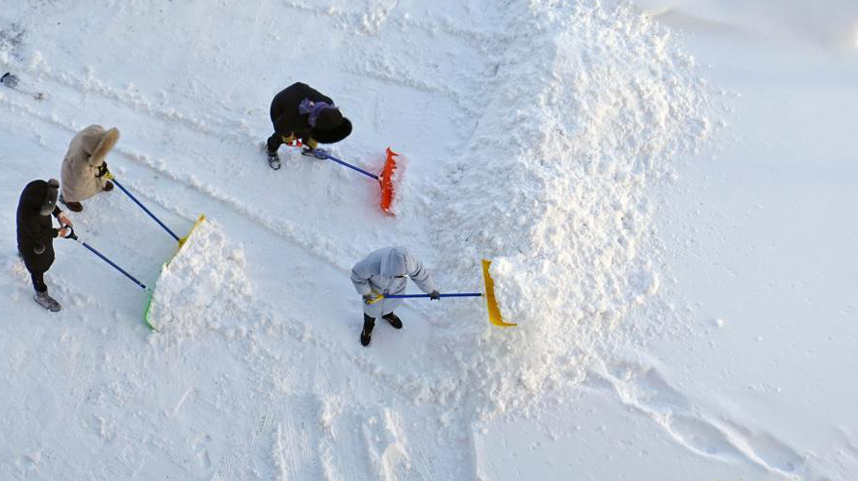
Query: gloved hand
96 162 110 178
305 137 318 150
429 290 441 300
362 294 375 304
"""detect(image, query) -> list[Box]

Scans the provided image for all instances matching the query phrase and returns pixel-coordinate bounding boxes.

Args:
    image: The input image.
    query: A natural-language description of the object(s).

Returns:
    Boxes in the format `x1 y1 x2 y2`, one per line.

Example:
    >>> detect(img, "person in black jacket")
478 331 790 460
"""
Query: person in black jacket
16 179 72 312
265 82 352 169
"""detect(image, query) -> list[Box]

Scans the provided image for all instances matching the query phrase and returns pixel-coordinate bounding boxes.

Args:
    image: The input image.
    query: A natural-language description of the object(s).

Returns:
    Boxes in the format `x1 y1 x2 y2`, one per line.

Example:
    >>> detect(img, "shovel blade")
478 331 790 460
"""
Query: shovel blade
143 214 206 332
178 214 206 249
379 147 398 215
482 259 516 327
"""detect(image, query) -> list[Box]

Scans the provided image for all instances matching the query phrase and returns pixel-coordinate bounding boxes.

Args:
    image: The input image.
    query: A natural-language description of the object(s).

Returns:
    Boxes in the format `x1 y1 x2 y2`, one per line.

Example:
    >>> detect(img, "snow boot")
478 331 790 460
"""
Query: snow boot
360 314 375 347
382 312 402 329
103 181 114 192
267 151 281 170
301 147 328 159
59 193 83 212
34 291 61 312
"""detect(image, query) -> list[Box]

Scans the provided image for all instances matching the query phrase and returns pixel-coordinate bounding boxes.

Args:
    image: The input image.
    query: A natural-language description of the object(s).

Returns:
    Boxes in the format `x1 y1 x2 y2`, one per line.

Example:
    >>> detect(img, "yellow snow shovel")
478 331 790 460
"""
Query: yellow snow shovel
481 259 516 327
365 259 516 327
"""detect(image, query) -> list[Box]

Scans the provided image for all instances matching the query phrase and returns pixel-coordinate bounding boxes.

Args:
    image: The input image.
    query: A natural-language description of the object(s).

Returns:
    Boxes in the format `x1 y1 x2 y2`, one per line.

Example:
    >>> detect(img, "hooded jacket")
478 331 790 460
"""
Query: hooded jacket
16 180 62 274
60 125 119 203
270 82 350 144
350 247 437 317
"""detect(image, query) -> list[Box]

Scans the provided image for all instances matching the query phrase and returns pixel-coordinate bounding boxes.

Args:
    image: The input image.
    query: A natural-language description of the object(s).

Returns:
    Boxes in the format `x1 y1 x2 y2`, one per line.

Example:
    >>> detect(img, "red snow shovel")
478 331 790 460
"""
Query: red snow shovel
287 141 399 215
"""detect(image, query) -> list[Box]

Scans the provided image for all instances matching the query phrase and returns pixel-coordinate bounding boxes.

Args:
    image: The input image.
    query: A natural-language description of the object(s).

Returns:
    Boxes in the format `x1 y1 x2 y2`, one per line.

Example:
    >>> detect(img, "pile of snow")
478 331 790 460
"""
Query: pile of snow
145 219 252 341
425 1 714 418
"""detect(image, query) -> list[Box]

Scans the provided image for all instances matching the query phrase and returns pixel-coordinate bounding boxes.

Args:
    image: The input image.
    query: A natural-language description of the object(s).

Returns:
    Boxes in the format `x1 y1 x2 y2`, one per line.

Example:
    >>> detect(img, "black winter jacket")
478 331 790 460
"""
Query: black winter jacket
270 82 334 141
16 180 62 274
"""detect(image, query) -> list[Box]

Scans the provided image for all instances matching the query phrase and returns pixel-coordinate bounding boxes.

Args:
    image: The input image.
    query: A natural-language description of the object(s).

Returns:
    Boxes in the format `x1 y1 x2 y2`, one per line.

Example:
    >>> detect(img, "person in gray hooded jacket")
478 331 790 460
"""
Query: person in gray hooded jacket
350 246 440 346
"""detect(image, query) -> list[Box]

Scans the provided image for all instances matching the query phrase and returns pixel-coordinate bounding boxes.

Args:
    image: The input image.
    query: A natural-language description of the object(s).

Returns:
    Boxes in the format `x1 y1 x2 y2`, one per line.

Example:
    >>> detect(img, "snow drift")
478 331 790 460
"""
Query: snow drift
424 1 713 418
146 220 252 341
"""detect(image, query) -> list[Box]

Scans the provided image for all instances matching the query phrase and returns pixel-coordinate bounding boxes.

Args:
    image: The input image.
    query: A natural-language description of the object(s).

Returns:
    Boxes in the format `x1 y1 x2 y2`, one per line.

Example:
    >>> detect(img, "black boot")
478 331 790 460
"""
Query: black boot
382 312 402 329
360 314 375 347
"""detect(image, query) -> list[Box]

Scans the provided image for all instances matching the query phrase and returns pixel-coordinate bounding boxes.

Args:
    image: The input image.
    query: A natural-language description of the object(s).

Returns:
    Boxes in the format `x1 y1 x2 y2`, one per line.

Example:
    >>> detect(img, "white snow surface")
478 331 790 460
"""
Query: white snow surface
2 0 856 480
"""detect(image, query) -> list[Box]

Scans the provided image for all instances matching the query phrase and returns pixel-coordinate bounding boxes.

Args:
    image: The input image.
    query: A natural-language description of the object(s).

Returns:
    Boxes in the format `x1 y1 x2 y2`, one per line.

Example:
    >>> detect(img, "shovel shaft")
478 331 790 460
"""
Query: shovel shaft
289 143 380 180
111 178 181 242
319 152 379 180
384 293 482 299
79 241 148 290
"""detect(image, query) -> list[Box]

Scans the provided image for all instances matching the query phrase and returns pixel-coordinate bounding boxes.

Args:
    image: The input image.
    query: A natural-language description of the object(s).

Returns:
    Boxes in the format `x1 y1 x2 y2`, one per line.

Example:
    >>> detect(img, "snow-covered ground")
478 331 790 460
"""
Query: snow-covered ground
1 1 856 480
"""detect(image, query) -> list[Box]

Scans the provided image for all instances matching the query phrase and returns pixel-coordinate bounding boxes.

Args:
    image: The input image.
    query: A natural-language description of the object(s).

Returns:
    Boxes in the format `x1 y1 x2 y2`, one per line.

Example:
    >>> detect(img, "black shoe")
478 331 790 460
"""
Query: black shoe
360 327 372 346
267 151 281 170
382 312 402 329
361 315 375 347
301 147 328 159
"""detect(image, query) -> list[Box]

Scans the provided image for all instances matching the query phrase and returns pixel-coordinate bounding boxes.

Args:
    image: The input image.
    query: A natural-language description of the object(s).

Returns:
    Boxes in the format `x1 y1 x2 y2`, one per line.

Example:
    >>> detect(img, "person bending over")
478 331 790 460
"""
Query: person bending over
265 82 352 170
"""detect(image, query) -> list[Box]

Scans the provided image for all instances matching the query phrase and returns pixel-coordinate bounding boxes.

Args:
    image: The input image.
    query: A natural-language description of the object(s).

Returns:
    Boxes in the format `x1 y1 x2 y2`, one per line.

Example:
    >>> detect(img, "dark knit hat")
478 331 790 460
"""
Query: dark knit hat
314 108 343 131
312 117 352 144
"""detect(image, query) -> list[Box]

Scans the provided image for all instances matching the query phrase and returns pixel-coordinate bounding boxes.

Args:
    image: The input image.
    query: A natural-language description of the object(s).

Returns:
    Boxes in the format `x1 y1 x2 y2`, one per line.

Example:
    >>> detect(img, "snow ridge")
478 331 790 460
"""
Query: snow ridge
425 0 713 419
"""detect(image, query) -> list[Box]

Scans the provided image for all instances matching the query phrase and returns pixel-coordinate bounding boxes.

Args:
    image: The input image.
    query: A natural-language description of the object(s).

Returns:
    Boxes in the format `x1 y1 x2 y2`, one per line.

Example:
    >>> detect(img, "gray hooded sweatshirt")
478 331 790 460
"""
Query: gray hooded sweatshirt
350 246 436 317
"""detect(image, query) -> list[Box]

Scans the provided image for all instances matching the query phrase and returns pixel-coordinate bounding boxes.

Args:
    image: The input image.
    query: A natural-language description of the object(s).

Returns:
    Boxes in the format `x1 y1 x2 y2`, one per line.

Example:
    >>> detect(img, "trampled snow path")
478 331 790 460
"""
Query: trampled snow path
1 4 493 479
1 65 479 481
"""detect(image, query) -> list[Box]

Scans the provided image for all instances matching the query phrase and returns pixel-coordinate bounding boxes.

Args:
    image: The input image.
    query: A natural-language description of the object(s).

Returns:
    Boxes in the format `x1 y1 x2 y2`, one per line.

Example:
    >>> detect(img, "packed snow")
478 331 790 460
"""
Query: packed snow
1 0 856 480
146 219 252 340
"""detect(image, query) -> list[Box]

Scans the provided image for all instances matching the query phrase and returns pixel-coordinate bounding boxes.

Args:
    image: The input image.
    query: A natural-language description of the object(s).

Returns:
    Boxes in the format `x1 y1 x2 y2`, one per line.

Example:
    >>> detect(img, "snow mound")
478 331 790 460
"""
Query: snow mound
146 219 252 341
427 1 713 418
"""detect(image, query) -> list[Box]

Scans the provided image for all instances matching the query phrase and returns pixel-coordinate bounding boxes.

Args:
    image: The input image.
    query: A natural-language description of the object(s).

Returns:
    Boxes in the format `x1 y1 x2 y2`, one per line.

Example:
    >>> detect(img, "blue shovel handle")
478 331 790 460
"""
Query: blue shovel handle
110 177 181 242
63 225 148 290
307 149 380 181
383 293 483 299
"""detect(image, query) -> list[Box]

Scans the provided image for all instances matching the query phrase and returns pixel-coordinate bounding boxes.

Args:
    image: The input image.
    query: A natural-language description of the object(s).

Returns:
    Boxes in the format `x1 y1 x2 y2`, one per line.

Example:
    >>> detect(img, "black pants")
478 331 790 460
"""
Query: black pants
31 271 47 293
363 314 375 331
267 132 313 154
266 133 285 154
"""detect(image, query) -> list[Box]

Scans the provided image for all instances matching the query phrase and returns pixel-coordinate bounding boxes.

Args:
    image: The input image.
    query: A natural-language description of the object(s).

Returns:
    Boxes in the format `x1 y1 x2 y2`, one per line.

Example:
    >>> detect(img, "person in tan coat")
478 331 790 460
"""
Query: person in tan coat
60 125 119 212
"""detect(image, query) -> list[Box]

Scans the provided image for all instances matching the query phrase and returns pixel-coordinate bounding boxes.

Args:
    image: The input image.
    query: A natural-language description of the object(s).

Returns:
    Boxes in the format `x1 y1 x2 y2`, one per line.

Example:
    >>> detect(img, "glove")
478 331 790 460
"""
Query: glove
305 137 318 150
96 162 110 178
429 290 441 300
362 294 375 304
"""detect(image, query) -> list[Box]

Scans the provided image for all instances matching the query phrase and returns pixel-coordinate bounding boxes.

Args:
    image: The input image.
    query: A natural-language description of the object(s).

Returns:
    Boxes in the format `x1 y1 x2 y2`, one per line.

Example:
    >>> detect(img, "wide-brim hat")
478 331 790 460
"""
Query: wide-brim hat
312 117 352 144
